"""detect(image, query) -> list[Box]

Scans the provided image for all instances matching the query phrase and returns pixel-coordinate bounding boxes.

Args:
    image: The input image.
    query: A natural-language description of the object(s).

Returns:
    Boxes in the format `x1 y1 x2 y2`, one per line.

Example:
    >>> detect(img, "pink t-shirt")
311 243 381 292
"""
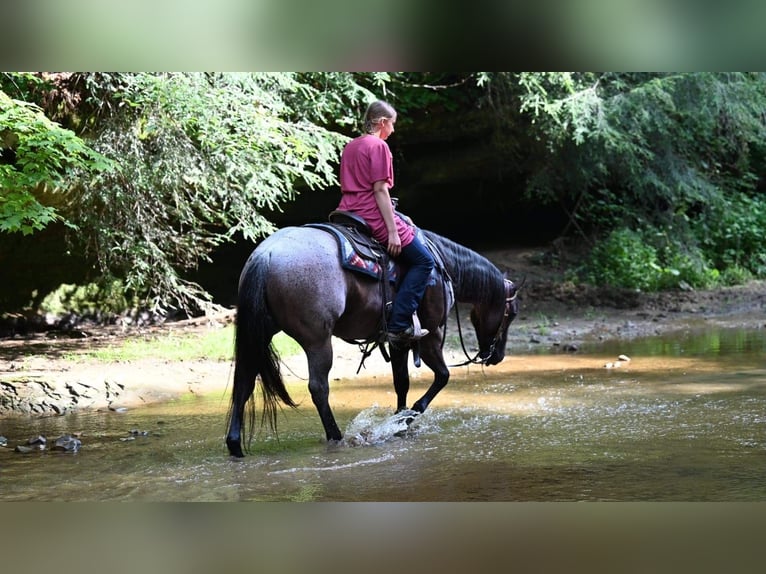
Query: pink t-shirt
338 135 414 246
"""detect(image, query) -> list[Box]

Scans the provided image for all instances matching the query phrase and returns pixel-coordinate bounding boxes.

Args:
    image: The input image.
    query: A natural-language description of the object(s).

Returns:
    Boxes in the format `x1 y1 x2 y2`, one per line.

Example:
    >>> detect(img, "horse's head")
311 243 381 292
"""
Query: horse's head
471 278 521 366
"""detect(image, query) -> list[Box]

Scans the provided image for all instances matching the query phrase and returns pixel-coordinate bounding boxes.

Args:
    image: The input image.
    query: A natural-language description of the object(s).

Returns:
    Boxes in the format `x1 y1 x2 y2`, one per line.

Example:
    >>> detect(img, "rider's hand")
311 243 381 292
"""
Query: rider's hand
387 231 402 257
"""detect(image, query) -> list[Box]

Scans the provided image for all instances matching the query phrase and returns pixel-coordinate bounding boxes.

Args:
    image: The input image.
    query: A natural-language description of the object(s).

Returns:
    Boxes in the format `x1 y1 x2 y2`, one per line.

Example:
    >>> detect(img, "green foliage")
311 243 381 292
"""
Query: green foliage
0 191 58 236
479 72 766 289
39 279 132 316
0 88 112 235
719 265 753 286
583 228 660 290
77 326 300 363
63 72 371 312
517 72 602 148
87 326 235 362
654 247 720 290
694 192 766 277
291 72 381 128
7 71 766 314
582 227 720 291
495 73 766 231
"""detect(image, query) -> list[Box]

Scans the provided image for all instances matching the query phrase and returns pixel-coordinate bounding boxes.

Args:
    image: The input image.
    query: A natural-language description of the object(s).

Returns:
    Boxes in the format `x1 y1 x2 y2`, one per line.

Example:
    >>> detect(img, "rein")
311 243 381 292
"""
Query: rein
449 278 519 367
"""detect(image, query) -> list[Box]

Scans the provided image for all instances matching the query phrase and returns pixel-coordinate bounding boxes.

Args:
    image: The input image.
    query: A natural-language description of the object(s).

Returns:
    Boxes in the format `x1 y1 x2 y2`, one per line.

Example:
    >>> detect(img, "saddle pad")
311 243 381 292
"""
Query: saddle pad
307 223 397 281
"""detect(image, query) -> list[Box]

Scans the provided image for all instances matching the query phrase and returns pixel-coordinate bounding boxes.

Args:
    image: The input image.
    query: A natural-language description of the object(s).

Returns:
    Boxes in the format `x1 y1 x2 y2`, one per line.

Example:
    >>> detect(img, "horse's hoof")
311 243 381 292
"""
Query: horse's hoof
226 438 245 458
392 409 420 426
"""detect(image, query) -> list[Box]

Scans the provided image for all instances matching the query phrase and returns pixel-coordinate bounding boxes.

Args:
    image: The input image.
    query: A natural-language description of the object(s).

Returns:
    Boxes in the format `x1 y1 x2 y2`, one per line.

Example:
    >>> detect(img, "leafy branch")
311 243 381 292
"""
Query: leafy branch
0 90 113 235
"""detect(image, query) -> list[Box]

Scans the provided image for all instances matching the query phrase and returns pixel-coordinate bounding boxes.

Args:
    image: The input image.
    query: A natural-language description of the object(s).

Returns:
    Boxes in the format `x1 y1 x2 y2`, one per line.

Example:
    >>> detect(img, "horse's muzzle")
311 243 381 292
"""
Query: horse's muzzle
481 350 503 366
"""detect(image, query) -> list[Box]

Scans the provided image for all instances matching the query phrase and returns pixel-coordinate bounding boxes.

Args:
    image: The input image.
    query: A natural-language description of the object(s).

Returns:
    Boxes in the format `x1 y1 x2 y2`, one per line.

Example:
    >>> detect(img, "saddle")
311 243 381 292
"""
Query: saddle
306 210 449 288
327 210 385 261
305 211 392 281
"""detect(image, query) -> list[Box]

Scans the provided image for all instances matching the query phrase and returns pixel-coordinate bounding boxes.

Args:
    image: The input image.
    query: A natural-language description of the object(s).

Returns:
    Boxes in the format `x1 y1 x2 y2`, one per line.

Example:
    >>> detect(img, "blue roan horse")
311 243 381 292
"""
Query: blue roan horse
225 226 520 457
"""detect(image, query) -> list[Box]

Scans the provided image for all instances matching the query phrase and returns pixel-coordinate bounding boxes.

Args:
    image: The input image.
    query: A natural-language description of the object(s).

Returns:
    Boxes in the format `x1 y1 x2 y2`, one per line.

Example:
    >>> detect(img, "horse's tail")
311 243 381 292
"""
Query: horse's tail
230 253 297 451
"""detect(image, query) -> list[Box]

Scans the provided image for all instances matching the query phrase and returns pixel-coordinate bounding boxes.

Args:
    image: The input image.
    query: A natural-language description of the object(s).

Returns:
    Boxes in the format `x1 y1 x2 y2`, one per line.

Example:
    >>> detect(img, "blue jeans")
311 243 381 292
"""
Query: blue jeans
388 234 435 333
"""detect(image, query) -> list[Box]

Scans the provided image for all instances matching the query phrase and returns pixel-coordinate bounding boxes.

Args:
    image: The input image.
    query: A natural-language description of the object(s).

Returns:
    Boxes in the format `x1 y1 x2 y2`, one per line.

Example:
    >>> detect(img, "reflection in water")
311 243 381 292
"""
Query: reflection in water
2 326 766 501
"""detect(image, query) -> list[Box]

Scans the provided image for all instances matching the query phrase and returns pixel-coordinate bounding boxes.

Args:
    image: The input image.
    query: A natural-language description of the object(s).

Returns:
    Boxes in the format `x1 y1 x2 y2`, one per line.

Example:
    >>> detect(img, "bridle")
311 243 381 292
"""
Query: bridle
451 278 521 367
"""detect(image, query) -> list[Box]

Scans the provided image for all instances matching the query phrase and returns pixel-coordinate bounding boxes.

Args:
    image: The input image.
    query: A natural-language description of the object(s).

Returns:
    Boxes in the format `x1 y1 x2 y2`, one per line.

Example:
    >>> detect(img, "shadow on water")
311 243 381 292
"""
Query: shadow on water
2 325 766 501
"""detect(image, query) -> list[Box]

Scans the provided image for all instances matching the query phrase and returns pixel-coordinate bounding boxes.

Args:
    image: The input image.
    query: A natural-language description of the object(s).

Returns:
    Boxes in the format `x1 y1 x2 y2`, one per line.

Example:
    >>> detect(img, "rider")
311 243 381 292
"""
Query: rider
337 100 435 344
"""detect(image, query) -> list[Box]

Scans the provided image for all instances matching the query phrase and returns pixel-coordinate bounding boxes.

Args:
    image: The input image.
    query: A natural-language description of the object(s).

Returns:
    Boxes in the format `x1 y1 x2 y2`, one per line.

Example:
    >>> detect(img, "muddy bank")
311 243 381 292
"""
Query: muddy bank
0 314 236 418
0 357 231 418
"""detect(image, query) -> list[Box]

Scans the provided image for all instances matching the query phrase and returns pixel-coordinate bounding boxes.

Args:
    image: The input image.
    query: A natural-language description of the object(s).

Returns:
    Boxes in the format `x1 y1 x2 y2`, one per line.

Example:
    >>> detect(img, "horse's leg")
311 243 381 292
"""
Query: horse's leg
410 339 451 414
226 357 256 458
390 345 411 412
306 340 342 442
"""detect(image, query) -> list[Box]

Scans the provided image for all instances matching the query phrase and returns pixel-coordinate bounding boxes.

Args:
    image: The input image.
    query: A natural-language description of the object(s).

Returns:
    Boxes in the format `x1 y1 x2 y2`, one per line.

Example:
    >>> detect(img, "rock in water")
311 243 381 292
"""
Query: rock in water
27 435 47 447
53 434 82 453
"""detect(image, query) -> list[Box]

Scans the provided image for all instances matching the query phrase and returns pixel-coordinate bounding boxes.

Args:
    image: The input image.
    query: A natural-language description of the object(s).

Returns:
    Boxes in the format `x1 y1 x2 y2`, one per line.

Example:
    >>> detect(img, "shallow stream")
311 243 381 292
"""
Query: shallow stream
2 325 766 501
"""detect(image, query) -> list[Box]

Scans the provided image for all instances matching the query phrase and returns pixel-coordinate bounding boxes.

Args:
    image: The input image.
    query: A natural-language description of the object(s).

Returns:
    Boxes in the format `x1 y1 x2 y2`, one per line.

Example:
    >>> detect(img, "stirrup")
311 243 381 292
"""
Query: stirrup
387 326 429 345
387 312 428 345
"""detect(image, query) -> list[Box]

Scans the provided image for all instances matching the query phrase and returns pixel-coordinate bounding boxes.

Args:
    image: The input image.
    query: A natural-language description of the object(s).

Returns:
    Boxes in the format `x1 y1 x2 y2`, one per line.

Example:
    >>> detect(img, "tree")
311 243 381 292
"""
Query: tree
484 72 766 288
508 73 766 232
60 72 374 312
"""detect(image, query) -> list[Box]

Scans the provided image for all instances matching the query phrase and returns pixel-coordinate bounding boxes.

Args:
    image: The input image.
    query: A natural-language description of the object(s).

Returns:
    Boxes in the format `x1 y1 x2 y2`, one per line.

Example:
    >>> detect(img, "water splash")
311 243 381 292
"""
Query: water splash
342 405 422 446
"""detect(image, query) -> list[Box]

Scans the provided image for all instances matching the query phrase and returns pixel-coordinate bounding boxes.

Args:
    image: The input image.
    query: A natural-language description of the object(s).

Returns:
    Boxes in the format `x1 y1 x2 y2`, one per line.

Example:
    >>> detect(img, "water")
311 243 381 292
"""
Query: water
2 325 766 501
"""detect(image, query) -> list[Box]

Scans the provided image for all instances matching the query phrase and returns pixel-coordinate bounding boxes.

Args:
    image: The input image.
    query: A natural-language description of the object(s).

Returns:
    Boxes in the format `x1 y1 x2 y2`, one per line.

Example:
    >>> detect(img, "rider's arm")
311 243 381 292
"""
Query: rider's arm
373 180 402 256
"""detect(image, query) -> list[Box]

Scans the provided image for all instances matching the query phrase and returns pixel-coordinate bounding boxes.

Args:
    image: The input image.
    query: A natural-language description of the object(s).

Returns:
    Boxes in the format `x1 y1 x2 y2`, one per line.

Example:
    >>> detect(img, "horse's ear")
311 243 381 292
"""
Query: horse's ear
503 272 525 289
507 274 526 292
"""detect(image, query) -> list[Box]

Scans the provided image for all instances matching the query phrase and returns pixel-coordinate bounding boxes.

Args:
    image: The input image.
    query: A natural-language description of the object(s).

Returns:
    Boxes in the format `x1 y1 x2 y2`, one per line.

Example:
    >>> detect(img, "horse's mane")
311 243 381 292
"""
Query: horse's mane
422 229 505 306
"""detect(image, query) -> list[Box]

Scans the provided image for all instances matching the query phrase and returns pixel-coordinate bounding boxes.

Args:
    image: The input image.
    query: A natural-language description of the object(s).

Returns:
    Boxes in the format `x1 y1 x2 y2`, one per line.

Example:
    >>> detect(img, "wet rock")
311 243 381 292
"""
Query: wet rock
53 434 82 453
0 435 7 447
129 429 149 436
14 445 36 454
27 435 47 446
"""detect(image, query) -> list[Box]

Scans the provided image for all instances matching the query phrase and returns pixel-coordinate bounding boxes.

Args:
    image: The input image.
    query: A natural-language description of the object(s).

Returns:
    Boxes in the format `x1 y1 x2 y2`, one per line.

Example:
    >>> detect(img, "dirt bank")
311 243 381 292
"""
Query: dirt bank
2 247 765 418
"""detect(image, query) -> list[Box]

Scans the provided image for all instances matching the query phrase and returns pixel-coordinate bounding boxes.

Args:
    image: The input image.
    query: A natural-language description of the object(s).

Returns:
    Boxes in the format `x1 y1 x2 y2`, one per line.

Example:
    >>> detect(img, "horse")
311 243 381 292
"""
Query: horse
225 225 520 457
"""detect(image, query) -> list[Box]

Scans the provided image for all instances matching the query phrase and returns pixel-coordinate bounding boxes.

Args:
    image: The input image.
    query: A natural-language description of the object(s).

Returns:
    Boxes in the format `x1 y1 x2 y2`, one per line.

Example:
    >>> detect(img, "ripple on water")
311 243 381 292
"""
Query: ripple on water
268 453 396 475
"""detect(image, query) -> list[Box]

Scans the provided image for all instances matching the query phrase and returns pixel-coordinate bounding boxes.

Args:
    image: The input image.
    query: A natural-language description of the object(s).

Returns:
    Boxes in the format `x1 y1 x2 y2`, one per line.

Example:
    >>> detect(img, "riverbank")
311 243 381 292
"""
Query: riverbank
2 247 765 417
